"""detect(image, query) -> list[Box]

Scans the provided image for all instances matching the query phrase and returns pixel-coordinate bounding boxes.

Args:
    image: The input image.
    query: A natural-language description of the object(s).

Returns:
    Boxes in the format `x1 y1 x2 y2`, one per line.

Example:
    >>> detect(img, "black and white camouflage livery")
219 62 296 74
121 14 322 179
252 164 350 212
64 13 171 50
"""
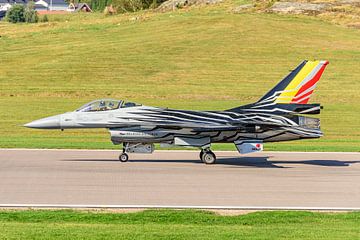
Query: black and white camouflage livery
25 60 328 164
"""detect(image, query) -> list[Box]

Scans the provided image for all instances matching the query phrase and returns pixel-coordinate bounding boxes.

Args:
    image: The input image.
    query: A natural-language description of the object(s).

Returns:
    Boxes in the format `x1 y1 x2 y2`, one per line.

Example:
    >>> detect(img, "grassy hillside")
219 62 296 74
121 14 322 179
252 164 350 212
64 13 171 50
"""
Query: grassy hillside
0 210 359 239
0 3 359 151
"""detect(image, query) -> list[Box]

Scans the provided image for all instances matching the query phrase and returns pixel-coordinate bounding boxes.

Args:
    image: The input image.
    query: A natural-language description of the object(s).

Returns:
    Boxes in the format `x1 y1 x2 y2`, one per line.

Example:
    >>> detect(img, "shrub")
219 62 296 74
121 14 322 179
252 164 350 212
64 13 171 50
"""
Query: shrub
5 5 26 23
5 2 39 23
112 0 144 13
90 0 166 12
41 14 49 22
25 1 38 23
24 9 38 23
90 0 113 11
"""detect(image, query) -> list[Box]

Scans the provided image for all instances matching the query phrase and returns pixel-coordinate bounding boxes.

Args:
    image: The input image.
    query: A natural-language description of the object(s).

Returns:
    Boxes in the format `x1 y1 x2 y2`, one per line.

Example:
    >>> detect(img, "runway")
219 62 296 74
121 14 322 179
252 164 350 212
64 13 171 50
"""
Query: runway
0 149 359 209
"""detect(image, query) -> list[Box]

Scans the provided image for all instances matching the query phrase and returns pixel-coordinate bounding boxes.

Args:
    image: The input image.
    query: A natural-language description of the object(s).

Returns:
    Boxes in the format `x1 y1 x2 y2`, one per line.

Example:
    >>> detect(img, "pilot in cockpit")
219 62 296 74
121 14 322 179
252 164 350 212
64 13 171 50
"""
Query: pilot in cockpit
108 101 114 110
99 101 106 111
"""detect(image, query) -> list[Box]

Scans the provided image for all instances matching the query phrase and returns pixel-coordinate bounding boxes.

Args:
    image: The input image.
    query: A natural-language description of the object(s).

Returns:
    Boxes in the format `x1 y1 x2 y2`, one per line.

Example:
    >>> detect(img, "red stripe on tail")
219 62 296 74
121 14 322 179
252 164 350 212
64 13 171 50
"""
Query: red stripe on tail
291 90 314 104
291 61 328 104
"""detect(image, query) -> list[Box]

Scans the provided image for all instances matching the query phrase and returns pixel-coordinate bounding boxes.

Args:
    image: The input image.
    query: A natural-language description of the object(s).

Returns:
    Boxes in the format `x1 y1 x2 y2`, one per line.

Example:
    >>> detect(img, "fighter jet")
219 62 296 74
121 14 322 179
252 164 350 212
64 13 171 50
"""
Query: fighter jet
25 60 329 164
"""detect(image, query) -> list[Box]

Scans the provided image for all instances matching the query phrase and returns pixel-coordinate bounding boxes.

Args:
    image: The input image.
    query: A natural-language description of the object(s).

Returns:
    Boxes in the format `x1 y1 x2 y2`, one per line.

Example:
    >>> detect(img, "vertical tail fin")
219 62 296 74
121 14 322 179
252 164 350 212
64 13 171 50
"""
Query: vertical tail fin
257 60 329 105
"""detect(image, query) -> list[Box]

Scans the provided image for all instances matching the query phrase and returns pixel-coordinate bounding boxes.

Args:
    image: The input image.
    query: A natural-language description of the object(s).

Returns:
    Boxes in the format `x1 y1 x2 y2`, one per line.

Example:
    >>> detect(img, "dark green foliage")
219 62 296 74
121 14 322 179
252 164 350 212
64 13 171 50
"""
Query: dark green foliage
90 0 113 11
89 0 166 12
113 0 164 12
5 2 39 23
5 5 26 23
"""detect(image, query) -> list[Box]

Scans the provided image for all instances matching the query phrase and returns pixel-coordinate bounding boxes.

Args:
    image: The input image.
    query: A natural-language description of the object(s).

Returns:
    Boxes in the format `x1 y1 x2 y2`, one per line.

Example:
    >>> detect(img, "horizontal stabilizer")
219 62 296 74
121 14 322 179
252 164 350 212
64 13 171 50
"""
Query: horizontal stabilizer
229 103 322 115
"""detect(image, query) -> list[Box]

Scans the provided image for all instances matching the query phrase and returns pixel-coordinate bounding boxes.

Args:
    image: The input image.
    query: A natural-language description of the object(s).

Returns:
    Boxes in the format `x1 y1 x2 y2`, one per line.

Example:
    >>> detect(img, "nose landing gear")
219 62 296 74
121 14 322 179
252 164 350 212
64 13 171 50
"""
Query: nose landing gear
119 152 129 162
119 143 129 162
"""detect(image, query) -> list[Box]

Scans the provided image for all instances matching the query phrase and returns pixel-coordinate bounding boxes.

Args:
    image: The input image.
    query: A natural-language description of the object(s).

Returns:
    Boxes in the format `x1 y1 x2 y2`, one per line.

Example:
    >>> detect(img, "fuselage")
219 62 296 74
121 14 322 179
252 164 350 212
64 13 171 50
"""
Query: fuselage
25 104 322 145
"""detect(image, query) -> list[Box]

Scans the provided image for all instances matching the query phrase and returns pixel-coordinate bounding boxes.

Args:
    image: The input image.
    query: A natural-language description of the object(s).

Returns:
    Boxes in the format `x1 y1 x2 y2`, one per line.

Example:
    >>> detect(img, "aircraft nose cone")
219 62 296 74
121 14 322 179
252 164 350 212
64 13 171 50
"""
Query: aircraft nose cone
24 115 61 129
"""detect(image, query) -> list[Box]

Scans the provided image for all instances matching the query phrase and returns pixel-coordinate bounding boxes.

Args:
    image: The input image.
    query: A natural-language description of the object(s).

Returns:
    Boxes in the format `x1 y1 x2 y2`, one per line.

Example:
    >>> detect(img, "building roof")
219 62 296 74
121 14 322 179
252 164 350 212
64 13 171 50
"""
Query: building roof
75 2 92 12
35 0 48 7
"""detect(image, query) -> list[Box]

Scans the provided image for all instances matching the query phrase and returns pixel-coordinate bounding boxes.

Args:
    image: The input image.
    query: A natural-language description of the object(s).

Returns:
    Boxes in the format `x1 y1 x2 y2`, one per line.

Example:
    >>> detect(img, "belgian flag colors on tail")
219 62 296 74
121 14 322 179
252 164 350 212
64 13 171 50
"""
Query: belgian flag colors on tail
258 60 329 104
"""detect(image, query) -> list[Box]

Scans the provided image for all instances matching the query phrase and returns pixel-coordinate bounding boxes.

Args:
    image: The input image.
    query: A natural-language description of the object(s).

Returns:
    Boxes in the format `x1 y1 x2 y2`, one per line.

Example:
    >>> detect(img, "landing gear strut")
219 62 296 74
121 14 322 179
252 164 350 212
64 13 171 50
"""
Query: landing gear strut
199 150 204 160
200 148 216 164
119 144 129 162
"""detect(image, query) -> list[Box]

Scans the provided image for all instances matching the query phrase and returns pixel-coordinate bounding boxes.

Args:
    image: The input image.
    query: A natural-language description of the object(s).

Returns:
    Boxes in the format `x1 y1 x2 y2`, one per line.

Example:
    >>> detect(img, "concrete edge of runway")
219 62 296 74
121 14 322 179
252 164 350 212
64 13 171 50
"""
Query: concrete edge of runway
0 204 359 211
1 148 359 154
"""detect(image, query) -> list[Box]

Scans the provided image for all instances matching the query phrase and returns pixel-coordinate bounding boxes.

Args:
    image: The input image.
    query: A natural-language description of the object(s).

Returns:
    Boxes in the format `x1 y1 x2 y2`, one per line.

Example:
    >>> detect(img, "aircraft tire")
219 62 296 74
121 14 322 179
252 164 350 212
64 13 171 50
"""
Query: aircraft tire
119 153 129 162
202 151 216 164
199 150 204 161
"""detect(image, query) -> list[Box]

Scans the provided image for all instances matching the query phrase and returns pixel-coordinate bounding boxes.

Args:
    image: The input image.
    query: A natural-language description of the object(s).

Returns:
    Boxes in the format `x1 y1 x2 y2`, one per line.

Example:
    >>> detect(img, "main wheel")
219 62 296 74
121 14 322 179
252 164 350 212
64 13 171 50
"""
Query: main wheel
119 153 129 162
201 151 216 164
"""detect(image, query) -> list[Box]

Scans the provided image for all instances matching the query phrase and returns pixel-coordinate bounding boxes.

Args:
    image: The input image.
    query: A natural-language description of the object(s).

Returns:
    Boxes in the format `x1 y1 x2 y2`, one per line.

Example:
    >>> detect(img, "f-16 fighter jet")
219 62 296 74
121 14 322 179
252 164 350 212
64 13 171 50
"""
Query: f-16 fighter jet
25 60 329 164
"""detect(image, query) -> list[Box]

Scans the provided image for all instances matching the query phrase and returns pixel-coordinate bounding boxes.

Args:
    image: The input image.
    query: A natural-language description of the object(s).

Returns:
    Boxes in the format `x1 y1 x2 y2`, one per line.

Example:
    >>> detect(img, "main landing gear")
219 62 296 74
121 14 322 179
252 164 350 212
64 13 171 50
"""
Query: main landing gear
118 142 217 164
200 148 216 164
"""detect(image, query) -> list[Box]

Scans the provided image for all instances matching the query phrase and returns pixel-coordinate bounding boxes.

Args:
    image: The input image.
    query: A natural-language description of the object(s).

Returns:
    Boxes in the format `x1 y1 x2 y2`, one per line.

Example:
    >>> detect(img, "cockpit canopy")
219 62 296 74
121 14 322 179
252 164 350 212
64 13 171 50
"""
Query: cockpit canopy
76 99 141 112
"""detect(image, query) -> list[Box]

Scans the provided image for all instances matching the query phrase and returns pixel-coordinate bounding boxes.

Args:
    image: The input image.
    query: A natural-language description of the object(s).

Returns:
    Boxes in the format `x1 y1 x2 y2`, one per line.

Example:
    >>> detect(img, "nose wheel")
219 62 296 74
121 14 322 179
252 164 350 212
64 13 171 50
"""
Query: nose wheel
200 149 216 164
119 143 129 162
119 153 129 162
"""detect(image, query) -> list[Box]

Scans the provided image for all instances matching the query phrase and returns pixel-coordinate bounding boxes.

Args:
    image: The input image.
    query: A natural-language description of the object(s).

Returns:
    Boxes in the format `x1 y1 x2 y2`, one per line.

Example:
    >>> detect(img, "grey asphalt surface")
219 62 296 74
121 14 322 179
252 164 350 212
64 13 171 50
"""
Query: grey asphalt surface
0 149 359 208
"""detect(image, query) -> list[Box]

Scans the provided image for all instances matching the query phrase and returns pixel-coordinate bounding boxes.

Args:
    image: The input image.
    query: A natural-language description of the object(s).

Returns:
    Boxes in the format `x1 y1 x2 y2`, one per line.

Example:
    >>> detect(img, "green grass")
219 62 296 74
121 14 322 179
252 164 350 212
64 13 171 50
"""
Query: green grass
0 210 359 239
0 4 360 151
